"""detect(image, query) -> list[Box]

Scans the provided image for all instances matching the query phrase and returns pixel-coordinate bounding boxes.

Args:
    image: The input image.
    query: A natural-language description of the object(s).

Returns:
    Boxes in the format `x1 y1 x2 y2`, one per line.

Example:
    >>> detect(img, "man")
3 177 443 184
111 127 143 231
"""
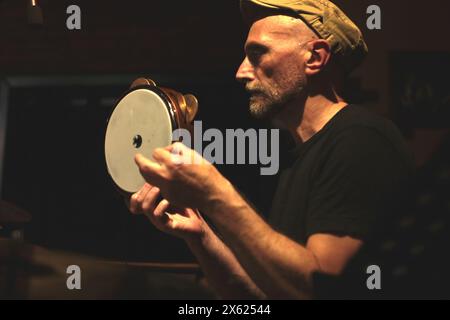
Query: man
128 0 413 299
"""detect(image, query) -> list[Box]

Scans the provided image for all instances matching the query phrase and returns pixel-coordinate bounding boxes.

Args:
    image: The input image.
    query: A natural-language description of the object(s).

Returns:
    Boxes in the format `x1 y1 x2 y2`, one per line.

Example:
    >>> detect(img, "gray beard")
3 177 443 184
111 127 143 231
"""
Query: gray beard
249 101 277 119
248 93 290 120
247 80 306 120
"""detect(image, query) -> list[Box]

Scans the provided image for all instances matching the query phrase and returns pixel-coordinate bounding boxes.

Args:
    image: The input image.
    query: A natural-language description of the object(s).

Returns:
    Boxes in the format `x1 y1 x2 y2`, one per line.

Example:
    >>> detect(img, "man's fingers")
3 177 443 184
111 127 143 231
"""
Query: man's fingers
146 199 170 227
135 153 160 171
129 183 154 214
153 148 176 166
164 142 185 153
135 153 164 185
136 183 152 203
141 186 161 212
154 199 170 218
161 143 198 166
129 192 140 214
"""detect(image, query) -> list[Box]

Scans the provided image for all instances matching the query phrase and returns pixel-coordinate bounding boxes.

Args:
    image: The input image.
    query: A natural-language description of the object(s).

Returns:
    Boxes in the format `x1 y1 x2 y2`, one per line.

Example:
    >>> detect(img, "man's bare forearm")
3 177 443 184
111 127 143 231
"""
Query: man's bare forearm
186 223 266 300
201 183 320 299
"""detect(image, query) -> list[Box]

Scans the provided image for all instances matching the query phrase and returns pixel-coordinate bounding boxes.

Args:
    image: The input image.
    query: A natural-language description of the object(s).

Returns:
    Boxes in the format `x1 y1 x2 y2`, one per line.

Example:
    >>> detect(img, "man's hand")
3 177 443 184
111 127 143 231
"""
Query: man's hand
129 182 206 241
134 142 230 211
129 183 266 300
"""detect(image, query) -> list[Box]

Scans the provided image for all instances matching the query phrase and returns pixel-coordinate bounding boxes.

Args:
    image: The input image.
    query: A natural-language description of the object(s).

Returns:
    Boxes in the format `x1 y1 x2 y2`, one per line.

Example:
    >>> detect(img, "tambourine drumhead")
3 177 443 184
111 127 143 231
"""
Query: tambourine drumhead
105 88 174 194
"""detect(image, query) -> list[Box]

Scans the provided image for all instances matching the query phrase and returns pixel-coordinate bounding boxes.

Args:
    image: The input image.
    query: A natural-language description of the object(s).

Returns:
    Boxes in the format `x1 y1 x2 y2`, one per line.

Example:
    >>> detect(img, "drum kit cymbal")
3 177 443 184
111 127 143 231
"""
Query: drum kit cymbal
0 200 31 241
0 78 211 299
0 237 213 299
0 198 212 299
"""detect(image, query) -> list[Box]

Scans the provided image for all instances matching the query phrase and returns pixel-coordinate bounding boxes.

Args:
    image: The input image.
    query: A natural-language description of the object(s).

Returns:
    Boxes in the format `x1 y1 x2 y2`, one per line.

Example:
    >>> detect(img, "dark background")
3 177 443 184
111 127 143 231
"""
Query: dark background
1 0 449 297
0 0 279 262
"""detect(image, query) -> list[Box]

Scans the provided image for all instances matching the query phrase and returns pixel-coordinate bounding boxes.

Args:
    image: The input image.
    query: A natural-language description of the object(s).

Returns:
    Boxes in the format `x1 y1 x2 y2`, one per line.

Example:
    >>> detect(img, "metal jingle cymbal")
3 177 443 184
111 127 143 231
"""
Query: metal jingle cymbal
183 94 199 123
129 77 157 89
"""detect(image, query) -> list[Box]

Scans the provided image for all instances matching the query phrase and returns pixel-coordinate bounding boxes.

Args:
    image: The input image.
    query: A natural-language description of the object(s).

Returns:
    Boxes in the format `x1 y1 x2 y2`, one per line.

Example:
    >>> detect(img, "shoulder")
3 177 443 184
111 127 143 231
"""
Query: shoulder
330 105 401 138
325 105 413 166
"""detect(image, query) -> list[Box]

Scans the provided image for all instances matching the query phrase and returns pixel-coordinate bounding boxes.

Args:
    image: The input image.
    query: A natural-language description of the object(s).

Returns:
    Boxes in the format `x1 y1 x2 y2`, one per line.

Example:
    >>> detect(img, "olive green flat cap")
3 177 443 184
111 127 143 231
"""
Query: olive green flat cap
240 0 368 72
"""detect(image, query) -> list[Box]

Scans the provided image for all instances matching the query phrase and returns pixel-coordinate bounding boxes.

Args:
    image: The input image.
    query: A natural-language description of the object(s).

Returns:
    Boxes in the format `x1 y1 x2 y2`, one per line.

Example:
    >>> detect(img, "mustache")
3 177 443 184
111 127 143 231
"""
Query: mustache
245 85 265 95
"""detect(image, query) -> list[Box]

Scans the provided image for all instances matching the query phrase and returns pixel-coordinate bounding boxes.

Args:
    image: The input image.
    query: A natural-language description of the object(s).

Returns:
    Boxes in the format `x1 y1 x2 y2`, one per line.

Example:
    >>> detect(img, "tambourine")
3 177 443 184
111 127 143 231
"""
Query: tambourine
104 78 198 194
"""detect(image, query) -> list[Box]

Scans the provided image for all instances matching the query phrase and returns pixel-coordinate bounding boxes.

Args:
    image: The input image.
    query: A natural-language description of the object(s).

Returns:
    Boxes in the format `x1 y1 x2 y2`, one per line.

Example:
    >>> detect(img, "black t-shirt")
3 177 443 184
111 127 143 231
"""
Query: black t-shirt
269 104 414 298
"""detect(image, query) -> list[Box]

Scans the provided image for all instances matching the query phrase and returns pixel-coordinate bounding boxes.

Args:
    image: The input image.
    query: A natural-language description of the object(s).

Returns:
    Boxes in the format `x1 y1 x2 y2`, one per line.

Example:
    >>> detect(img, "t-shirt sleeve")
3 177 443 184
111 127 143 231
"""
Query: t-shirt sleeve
306 126 407 240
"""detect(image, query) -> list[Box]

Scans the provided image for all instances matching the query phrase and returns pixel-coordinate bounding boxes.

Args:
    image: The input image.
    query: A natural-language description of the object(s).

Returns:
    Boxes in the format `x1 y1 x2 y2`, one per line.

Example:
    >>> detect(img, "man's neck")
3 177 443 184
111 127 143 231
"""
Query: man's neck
275 94 348 144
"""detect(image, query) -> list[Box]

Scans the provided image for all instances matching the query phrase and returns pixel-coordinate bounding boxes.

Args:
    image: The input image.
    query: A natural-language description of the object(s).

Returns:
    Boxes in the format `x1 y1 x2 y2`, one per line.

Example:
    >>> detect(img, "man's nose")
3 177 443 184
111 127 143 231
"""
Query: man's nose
235 57 254 84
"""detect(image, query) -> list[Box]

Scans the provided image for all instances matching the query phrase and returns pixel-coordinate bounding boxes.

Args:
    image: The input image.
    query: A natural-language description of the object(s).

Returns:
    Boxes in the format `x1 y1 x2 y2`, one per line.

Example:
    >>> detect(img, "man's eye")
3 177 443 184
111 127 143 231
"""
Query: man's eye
248 50 264 64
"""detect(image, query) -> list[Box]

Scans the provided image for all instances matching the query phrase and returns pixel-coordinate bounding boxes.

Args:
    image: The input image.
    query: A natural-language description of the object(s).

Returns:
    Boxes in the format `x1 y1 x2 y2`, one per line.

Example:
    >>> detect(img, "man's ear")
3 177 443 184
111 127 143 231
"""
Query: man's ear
304 39 331 76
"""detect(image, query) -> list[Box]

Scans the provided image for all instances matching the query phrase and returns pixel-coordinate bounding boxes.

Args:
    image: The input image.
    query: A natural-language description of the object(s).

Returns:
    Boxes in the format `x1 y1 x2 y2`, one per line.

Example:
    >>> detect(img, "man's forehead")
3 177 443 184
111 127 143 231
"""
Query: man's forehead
247 15 310 40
